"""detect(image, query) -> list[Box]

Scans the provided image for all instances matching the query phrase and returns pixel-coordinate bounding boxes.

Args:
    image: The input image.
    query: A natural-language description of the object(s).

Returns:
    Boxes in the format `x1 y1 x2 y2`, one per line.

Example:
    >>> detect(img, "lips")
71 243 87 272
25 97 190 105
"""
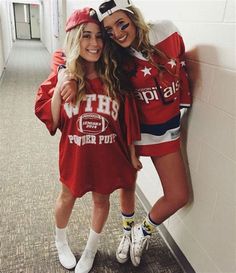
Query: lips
87 49 100 54
117 34 128 43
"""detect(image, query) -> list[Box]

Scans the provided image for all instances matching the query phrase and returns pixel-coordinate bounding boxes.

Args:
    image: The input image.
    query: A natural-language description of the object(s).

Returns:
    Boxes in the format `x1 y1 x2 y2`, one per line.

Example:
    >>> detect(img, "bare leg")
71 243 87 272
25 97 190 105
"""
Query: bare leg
119 184 136 215
150 150 189 223
55 184 76 228
130 151 189 267
91 192 110 233
75 193 110 273
54 184 76 269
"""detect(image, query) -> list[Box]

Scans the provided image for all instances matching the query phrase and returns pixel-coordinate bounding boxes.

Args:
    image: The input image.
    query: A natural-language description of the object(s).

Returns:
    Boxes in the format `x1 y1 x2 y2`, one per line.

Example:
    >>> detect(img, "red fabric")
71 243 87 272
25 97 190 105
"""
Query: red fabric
126 21 191 157
35 72 57 135
136 139 180 157
35 76 140 197
65 7 100 32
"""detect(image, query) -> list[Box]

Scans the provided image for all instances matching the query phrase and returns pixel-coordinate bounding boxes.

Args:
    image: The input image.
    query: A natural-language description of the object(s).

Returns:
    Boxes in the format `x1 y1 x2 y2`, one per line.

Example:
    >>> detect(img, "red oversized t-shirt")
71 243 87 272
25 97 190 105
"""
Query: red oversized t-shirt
35 71 140 197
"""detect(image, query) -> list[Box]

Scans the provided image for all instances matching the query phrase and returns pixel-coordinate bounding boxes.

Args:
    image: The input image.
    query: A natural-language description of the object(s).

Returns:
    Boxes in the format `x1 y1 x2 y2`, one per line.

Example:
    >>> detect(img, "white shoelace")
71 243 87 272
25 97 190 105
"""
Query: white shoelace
119 234 130 255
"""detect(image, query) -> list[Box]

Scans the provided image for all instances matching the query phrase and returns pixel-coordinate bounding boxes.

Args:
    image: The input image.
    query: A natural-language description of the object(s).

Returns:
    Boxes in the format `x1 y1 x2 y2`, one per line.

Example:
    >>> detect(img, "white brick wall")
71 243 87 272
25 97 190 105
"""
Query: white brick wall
134 1 236 272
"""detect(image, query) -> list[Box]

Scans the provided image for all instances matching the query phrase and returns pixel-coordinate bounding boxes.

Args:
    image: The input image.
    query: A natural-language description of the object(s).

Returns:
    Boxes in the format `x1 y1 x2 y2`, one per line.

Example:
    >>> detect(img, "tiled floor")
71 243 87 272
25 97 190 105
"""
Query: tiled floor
0 40 184 273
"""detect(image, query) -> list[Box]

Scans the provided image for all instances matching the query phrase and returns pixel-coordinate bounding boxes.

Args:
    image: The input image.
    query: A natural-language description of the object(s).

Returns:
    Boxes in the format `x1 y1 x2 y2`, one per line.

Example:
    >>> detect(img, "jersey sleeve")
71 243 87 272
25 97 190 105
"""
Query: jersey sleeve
175 29 192 109
35 49 65 134
150 20 192 108
34 72 58 135
124 94 141 145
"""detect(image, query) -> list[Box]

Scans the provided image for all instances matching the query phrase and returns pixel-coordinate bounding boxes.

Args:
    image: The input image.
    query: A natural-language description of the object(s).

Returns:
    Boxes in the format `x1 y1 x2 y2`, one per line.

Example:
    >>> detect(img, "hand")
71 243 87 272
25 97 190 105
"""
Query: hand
57 69 77 103
131 156 143 171
61 80 77 103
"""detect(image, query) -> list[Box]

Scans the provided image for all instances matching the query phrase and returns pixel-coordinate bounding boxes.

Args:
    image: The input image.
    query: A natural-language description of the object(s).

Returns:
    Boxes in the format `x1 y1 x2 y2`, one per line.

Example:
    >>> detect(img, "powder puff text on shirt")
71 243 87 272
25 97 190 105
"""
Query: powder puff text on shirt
68 133 117 146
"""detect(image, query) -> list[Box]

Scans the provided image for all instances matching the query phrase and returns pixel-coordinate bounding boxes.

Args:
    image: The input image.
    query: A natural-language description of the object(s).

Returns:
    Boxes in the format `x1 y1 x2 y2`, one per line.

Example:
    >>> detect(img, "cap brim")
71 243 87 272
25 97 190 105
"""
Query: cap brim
98 7 133 21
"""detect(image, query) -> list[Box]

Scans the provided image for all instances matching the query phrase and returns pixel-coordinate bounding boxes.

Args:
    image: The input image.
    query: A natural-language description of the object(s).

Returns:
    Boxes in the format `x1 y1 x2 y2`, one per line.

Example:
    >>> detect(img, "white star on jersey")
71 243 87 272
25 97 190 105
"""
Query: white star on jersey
168 59 176 68
141 66 152 76
181 61 186 67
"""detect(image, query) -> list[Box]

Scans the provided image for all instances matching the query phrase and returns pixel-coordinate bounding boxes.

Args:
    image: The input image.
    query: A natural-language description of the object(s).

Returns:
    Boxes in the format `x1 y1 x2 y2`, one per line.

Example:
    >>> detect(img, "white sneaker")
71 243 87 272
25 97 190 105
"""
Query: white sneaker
130 224 150 267
75 249 97 273
55 241 76 269
116 233 131 263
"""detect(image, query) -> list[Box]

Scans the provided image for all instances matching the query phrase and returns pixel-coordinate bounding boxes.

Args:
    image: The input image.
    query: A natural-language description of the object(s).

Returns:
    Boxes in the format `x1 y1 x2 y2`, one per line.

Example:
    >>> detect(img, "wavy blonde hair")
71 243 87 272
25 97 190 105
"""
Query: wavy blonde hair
126 6 172 73
64 23 123 103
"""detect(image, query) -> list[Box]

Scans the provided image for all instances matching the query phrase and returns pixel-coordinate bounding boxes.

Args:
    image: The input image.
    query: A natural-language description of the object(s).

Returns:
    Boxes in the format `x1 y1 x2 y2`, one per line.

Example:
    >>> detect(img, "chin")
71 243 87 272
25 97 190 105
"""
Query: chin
118 41 131 48
87 56 101 62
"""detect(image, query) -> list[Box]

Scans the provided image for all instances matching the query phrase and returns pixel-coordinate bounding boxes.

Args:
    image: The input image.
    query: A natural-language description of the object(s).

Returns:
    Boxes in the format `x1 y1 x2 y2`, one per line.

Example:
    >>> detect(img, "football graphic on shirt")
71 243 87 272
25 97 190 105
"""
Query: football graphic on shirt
77 113 108 135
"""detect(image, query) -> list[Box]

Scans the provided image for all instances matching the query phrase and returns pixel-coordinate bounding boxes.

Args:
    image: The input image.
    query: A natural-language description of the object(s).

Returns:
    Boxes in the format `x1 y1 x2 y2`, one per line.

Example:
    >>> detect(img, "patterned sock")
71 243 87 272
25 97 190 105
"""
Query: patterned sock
122 212 134 234
141 214 159 236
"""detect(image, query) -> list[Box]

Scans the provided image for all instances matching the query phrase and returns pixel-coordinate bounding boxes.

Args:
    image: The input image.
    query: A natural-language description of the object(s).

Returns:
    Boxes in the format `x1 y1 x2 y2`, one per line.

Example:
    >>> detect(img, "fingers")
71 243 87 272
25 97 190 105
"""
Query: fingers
137 161 143 171
132 158 143 171
60 80 77 103
64 93 75 103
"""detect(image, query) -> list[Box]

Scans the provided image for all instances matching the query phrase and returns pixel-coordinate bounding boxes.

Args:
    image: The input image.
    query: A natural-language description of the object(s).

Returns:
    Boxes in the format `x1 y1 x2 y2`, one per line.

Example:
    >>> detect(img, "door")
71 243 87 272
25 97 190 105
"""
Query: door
30 4 40 39
14 3 31 40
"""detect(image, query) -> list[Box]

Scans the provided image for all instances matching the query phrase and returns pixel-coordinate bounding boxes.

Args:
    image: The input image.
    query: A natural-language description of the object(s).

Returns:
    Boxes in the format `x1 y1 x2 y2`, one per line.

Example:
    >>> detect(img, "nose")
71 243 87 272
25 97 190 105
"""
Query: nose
90 36 99 46
112 26 123 39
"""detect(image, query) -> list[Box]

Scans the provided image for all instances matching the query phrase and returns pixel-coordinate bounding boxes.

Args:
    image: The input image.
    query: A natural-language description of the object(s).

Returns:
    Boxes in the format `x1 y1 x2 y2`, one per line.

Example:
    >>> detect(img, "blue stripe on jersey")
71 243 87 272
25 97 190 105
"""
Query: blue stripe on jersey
140 114 180 136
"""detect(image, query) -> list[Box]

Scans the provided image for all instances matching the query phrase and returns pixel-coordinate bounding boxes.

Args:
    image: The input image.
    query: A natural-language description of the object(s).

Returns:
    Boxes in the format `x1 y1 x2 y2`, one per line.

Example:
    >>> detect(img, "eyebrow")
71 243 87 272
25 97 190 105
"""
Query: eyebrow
104 18 125 29
83 30 102 35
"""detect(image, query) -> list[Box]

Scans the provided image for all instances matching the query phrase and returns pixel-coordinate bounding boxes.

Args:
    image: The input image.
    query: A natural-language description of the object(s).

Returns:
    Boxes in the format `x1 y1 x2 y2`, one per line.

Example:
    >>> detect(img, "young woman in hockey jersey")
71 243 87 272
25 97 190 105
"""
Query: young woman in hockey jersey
35 7 141 273
94 0 192 267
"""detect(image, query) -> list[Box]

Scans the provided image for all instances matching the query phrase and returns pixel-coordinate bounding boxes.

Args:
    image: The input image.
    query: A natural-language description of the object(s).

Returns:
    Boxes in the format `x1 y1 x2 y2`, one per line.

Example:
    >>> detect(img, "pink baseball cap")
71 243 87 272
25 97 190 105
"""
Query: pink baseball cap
65 7 100 32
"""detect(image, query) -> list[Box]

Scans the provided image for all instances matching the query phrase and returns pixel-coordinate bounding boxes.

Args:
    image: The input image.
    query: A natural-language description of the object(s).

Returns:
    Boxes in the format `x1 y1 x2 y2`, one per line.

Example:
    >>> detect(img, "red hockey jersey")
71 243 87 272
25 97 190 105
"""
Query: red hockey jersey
35 69 140 197
127 20 191 156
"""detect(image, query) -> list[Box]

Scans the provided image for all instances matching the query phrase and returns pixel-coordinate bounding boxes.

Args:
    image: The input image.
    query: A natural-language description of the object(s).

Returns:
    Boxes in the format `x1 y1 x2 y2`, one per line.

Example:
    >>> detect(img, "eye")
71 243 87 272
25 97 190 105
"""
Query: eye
82 33 91 39
118 21 129 31
96 34 103 39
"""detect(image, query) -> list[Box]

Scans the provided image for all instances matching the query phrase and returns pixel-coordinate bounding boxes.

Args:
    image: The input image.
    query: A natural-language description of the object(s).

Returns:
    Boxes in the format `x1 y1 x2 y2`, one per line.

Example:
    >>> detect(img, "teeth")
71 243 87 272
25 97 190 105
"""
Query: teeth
88 49 99 54
118 35 127 42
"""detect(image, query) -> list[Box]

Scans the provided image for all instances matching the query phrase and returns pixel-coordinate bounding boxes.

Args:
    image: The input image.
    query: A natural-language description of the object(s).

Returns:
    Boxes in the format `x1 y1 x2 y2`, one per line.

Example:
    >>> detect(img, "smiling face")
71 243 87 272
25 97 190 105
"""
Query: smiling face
79 22 104 62
103 10 136 48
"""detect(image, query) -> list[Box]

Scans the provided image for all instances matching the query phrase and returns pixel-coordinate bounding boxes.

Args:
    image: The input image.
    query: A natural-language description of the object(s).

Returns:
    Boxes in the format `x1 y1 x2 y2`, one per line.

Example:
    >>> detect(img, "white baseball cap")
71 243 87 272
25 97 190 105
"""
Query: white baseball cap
96 0 134 21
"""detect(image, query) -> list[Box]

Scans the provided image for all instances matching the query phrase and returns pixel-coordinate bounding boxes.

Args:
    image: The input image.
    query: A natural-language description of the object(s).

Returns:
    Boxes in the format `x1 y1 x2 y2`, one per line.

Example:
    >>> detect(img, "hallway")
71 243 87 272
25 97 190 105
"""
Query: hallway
0 40 184 273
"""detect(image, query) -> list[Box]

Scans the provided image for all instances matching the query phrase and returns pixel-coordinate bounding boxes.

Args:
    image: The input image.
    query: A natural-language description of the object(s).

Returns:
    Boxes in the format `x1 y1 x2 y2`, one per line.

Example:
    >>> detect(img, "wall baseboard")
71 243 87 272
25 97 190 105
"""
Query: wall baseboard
136 185 196 273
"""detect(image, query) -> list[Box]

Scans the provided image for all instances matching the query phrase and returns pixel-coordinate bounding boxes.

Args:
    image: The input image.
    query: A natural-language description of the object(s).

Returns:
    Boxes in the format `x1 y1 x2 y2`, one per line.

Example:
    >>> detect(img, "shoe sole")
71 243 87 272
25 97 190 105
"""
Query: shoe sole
59 260 76 270
130 228 140 267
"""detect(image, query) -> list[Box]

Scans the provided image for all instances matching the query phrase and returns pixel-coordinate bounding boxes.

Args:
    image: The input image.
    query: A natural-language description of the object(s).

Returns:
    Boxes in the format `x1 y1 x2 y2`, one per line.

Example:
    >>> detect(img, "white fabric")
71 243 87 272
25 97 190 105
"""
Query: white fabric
75 229 101 273
55 227 76 269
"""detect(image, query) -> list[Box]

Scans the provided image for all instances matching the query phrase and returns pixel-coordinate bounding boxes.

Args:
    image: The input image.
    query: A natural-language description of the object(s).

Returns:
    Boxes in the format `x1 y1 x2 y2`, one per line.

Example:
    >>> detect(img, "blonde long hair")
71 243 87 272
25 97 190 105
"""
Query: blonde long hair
126 6 171 72
64 23 124 103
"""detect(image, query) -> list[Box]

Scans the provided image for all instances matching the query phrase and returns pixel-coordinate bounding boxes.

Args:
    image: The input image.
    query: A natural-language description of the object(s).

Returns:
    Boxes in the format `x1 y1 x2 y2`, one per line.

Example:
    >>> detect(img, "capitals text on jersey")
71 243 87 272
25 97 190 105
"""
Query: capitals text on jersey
134 80 180 104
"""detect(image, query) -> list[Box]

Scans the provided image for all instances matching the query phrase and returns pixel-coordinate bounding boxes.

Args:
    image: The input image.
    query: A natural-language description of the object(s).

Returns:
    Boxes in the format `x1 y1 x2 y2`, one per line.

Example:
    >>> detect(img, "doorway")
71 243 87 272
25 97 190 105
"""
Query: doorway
13 3 40 40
